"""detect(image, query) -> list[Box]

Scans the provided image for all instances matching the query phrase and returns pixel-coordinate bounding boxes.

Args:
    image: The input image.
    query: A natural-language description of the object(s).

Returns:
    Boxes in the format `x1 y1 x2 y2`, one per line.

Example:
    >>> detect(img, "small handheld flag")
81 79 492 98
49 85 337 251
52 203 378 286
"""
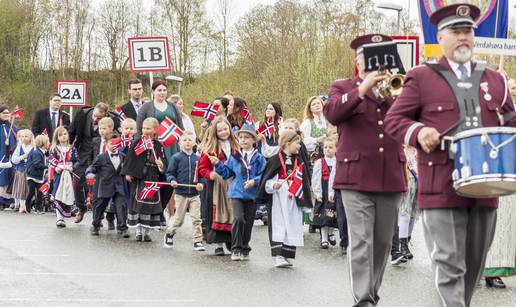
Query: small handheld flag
256 117 275 137
156 117 183 147
134 136 153 156
39 182 50 195
138 182 167 201
12 105 25 119
115 105 128 120
191 101 219 120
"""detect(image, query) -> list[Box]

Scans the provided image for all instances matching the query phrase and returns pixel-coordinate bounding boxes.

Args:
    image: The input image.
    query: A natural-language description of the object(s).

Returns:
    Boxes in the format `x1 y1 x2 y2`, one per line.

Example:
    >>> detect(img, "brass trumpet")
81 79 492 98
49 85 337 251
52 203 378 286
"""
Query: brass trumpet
377 74 404 100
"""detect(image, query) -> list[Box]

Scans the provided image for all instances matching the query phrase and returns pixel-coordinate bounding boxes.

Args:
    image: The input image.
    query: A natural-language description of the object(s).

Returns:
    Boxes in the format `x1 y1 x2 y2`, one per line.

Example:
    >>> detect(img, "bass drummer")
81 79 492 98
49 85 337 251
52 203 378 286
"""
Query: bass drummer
384 3 516 307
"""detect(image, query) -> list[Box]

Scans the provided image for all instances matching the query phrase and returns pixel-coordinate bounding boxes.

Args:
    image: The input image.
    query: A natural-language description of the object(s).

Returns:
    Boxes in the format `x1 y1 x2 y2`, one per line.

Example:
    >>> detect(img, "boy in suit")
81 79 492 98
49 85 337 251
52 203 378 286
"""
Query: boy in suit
86 132 128 237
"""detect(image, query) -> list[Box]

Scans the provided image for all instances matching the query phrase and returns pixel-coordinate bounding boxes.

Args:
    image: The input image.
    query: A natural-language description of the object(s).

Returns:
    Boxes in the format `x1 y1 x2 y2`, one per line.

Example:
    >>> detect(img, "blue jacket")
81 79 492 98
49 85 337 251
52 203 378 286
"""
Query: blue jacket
25 148 47 182
215 151 266 201
165 151 200 197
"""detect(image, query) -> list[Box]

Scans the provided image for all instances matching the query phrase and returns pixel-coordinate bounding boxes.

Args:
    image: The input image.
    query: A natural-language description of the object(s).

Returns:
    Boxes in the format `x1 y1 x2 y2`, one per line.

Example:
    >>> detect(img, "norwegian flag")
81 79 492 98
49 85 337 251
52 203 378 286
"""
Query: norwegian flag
48 155 58 168
111 137 122 151
41 128 48 136
241 106 253 124
288 164 304 200
156 117 183 147
12 105 25 119
256 117 275 137
138 182 167 200
134 136 153 156
39 182 50 195
193 160 199 183
121 133 132 147
47 155 59 181
191 101 219 120
115 105 127 120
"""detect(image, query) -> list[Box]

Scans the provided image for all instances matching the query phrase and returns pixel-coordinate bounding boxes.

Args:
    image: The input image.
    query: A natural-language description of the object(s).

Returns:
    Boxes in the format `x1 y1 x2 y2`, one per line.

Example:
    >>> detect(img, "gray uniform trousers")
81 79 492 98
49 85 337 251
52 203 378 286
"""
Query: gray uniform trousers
341 190 401 307
422 206 497 307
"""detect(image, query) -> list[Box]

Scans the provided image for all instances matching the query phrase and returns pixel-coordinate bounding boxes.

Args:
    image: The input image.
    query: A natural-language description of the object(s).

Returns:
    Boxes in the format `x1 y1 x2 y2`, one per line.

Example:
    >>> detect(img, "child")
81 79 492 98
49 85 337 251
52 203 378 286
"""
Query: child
312 138 339 249
212 124 266 261
198 117 239 256
164 131 205 250
10 130 34 213
50 127 79 227
121 118 167 242
257 130 313 268
25 135 50 213
87 132 129 237
119 118 137 153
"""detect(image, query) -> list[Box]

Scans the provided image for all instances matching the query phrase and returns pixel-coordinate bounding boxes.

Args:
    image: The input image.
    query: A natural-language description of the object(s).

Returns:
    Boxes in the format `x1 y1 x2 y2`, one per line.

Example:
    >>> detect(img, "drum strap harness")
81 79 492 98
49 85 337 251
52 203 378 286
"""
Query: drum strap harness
426 63 486 134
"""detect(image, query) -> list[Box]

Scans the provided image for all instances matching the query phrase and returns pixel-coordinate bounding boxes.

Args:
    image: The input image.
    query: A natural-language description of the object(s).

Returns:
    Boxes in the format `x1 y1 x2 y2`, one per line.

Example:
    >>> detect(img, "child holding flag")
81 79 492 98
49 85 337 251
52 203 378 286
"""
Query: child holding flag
211 124 266 261
50 127 79 227
257 130 312 268
163 131 204 250
122 118 167 242
25 135 50 213
11 129 34 213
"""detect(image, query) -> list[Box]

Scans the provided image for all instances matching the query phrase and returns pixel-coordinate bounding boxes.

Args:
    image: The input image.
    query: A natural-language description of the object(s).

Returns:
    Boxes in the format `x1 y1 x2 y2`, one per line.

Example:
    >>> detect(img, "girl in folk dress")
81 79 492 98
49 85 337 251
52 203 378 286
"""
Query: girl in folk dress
0 105 18 208
198 117 239 256
122 118 167 242
50 127 79 227
10 130 34 213
257 131 313 268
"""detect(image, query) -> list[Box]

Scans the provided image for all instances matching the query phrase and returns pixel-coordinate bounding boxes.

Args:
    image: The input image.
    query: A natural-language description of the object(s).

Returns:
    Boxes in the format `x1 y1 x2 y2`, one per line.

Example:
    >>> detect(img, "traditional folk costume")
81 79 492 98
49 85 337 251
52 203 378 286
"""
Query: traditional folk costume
311 156 339 247
10 143 33 210
198 141 233 248
0 120 17 207
257 152 312 260
50 145 79 221
121 139 167 231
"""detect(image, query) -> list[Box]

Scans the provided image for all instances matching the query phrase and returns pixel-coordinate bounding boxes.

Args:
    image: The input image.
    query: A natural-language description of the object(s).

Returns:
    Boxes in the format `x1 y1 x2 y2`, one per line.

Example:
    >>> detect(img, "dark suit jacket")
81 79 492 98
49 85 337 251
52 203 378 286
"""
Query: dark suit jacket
120 101 138 121
324 76 406 193
69 107 120 149
31 108 70 141
384 57 516 209
86 152 125 198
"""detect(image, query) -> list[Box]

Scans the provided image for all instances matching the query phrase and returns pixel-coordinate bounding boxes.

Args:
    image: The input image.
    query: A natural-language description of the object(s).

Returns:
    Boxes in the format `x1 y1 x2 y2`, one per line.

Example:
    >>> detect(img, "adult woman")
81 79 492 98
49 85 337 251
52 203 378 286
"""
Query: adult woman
136 79 185 160
0 105 18 208
300 96 328 159
255 102 283 159
168 95 196 139
226 97 246 131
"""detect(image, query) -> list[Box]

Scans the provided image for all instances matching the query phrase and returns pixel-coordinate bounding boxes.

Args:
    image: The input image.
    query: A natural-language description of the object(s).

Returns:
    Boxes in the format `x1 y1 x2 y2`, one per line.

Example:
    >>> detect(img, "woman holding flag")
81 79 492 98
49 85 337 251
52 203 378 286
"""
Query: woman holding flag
257 130 313 268
122 117 167 241
0 104 19 208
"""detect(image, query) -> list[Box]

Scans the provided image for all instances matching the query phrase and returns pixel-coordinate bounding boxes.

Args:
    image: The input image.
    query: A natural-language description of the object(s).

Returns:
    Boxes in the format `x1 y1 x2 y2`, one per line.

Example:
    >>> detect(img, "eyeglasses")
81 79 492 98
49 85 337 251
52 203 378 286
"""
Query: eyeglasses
1 111 10 115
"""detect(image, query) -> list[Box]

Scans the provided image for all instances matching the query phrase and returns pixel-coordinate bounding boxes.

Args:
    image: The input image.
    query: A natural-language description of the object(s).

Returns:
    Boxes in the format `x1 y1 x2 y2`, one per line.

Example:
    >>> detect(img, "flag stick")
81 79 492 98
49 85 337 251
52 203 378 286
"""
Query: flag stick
144 181 197 188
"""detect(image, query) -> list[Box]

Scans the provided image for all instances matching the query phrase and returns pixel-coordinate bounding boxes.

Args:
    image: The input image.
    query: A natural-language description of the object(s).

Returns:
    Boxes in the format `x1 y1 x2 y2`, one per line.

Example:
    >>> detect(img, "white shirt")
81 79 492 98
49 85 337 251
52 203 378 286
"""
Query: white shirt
311 156 336 199
300 115 327 152
447 58 471 79
108 150 120 169
131 99 142 114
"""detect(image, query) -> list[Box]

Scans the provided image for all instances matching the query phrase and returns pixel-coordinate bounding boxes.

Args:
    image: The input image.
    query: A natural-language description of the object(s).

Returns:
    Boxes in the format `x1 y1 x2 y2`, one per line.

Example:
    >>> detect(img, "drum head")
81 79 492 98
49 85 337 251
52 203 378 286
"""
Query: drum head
455 179 516 198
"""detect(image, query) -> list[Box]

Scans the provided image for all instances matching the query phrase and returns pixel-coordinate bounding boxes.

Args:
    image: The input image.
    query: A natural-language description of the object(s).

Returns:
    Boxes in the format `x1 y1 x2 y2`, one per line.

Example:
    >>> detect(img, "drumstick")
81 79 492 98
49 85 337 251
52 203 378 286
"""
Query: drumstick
439 119 464 139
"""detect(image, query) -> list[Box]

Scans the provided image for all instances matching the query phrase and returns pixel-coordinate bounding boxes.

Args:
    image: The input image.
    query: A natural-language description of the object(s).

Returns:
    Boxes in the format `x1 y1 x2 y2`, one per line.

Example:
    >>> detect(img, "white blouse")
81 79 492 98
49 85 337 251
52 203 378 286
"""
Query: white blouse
300 115 327 152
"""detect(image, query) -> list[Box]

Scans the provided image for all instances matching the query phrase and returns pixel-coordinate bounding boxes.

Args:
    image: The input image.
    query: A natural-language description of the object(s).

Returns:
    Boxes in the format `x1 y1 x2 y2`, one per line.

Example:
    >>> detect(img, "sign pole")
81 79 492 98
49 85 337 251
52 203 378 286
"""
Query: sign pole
149 72 154 99
69 106 73 123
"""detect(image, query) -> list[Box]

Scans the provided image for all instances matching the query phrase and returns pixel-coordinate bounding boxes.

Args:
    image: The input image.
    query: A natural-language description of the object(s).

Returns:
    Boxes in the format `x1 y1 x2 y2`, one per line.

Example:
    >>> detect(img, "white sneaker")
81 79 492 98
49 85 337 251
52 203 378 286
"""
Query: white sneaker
274 256 290 268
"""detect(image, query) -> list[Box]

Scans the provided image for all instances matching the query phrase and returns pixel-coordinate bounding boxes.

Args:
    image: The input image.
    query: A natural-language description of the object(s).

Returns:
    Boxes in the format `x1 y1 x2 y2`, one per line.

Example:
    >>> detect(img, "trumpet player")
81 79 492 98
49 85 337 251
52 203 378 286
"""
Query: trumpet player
324 34 407 307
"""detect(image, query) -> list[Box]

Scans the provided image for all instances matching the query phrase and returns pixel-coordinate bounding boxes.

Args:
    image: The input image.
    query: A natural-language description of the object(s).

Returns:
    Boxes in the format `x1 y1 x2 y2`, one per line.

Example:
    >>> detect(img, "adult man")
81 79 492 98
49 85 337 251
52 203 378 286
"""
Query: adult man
384 4 516 306
31 93 71 141
324 34 406 307
120 79 144 120
69 102 120 223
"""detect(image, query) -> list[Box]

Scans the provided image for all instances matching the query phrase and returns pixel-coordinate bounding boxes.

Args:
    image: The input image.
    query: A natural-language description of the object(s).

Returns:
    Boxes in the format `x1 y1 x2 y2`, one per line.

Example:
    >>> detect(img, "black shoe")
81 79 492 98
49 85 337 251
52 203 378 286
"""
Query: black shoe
400 238 413 260
164 233 174 248
118 229 130 238
486 277 506 288
135 234 142 241
328 234 337 246
391 252 407 266
341 246 347 255
214 247 225 256
193 242 205 251
143 234 152 242
56 220 66 228
107 220 115 231
90 226 100 236
320 241 329 249
309 225 316 233
261 216 268 225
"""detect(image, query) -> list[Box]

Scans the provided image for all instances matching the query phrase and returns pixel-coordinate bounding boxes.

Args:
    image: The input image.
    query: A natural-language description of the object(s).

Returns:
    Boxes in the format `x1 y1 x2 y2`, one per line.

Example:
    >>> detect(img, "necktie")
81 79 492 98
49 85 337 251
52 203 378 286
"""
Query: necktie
458 64 468 81
244 153 248 163
110 153 118 158
51 112 57 129
135 103 141 113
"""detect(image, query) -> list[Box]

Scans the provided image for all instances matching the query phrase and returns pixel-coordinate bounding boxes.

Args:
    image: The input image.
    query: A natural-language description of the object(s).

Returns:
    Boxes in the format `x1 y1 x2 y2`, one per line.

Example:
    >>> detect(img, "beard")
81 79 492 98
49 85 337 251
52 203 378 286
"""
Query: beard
452 46 472 63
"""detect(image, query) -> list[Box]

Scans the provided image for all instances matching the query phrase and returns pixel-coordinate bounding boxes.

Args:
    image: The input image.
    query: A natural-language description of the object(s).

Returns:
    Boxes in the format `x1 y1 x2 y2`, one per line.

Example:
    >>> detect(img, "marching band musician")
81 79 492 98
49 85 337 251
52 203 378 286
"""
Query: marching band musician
384 4 516 307
324 33 407 307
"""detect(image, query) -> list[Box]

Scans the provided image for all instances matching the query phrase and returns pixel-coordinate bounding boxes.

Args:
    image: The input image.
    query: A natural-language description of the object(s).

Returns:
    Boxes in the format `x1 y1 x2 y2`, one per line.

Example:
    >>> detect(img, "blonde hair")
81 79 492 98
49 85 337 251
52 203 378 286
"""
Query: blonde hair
282 118 304 138
51 126 70 149
98 117 114 130
16 129 34 145
322 137 337 147
34 135 49 149
279 130 301 150
303 96 323 119
180 130 195 141
121 118 137 129
199 117 238 154
95 102 109 114
142 117 159 139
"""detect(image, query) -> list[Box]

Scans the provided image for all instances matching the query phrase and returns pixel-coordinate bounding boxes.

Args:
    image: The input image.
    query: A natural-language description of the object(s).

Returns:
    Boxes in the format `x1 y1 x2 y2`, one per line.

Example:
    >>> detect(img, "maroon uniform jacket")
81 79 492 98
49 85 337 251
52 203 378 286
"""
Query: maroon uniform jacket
324 76 407 193
384 57 516 209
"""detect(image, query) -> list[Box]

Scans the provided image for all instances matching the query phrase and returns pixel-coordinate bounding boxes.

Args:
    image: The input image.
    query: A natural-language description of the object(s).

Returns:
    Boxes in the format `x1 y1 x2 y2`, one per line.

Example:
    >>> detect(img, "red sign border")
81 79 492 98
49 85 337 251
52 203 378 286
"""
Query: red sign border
391 35 420 67
128 36 172 73
55 80 88 107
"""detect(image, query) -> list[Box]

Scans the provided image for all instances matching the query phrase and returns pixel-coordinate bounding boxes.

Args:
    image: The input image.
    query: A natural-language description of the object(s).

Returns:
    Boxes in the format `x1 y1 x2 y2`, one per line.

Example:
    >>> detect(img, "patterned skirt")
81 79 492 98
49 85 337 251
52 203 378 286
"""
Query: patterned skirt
11 171 29 200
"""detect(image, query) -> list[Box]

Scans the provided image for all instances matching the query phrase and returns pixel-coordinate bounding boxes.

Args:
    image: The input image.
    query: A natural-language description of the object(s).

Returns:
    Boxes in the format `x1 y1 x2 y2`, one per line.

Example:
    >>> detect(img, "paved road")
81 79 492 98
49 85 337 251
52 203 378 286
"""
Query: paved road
0 210 514 307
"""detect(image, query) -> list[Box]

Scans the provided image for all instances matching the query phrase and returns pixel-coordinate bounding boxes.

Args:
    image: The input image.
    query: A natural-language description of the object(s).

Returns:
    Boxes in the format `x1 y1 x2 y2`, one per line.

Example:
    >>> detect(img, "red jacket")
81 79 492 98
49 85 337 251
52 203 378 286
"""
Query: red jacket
384 57 516 209
198 151 228 180
324 76 406 193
